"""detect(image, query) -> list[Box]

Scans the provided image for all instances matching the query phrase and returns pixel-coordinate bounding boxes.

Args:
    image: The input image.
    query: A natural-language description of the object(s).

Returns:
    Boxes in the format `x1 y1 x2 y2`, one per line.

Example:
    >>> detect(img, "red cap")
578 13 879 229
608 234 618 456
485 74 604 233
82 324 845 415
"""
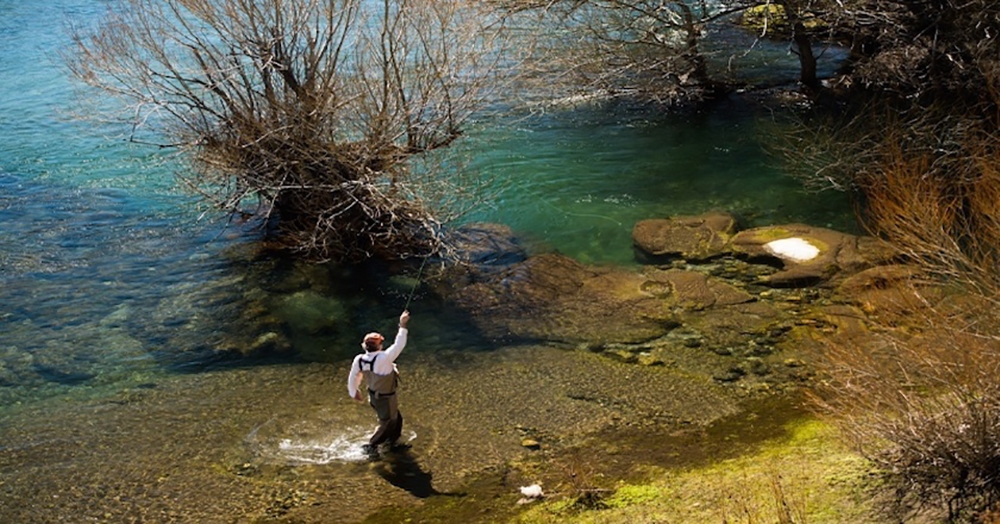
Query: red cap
362 332 384 349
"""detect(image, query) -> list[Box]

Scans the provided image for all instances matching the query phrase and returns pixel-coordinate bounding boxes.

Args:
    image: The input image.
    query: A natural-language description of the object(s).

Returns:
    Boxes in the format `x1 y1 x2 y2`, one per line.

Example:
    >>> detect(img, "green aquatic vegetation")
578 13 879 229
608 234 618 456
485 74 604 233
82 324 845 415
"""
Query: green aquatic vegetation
602 484 661 509
515 418 876 524
752 227 793 241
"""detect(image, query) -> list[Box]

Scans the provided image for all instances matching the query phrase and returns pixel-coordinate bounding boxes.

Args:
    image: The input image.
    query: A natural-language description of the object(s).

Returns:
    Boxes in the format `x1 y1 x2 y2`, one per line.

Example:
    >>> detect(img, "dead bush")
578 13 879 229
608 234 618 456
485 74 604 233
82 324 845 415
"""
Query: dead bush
69 0 520 262
812 130 1000 521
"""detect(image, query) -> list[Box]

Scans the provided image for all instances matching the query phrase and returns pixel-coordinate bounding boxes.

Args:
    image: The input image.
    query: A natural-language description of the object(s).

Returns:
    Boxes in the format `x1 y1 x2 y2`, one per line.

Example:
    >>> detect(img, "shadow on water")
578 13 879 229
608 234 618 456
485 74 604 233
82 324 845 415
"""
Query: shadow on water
31 363 96 386
373 448 443 499
232 252 504 358
145 248 504 378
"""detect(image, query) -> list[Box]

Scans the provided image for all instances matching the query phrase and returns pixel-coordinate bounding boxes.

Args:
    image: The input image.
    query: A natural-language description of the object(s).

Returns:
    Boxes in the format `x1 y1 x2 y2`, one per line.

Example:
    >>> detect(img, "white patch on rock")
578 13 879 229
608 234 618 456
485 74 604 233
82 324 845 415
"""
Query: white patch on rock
519 484 544 498
517 483 545 505
764 237 820 262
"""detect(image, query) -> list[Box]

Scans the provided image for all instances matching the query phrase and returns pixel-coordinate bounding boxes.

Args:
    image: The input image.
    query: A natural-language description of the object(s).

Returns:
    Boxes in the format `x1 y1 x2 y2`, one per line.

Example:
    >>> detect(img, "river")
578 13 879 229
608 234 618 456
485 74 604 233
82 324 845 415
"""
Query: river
0 1 853 522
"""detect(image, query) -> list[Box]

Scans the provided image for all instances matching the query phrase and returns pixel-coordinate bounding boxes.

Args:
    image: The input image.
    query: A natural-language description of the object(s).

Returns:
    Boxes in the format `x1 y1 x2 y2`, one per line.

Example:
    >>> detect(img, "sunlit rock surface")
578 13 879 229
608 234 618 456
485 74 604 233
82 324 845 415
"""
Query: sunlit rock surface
730 224 895 287
764 237 820 262
632 211 738 262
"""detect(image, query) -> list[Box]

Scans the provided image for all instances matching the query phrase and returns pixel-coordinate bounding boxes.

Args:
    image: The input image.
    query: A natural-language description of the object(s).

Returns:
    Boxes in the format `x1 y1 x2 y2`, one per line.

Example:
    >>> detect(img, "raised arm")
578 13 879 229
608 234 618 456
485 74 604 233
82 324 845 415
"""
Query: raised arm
378 310 410 369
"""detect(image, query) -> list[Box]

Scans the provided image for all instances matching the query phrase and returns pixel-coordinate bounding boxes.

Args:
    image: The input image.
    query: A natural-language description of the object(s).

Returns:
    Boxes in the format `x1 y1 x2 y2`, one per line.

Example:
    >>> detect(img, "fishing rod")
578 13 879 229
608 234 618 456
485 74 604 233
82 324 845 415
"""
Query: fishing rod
403 256 429 311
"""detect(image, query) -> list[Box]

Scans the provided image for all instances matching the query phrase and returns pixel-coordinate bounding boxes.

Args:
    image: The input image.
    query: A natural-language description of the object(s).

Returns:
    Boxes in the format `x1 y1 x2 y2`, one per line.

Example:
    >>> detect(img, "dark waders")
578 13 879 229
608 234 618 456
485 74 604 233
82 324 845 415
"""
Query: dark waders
361 353 403 448
368 389 403 447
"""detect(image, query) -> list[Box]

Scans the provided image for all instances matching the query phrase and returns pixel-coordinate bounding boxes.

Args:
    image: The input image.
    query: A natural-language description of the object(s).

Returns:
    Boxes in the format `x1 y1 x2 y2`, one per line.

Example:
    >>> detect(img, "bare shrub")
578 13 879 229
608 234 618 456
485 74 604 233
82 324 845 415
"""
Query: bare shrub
829 0 1000 100
816 307 1000 521
552 447 612 509
501 0 762 105
752 2 1000 519
69 0 520 262
811 129 1000 521
770 95 1000 196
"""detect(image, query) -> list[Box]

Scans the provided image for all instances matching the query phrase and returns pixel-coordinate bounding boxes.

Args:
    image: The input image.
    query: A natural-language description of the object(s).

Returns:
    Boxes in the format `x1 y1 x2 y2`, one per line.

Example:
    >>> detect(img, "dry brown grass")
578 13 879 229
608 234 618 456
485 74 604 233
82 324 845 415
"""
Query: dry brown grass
812 126 1000 521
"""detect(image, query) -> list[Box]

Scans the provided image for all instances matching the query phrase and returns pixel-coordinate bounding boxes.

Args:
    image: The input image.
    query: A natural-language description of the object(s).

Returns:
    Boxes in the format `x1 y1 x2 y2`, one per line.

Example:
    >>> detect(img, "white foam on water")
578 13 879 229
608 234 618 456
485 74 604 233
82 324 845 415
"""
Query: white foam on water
274 428 419 465
278 433 368 464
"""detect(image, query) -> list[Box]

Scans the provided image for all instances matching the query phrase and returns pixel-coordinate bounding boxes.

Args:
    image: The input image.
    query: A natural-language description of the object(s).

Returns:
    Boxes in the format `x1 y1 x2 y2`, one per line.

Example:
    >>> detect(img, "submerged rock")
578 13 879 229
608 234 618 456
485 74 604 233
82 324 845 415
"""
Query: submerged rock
425 216 900 391
450 253 679 344
247 332 293 355
275 290 345 336
835 264 924 298
633 211 738 262
832 264 944 325
444 223 527 273
429 223 530 298
520 439 541 450
0 345 40 389
641 269 754 310
681 301 784 353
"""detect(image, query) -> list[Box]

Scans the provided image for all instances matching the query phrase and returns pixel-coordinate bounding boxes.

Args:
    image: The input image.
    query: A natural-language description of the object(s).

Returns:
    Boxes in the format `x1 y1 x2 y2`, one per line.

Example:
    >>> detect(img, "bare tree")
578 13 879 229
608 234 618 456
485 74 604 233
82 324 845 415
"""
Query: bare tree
503 0 855 105
823 0 1000 100
69 0 518 262
503 0 760 105
746 0 836 89
765 0 1000 196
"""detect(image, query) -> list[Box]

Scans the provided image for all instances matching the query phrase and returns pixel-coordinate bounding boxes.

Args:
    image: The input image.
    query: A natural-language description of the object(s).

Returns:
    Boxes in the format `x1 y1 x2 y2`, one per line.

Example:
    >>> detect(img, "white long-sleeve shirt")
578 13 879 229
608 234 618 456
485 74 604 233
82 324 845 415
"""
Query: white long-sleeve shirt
347 327 408 398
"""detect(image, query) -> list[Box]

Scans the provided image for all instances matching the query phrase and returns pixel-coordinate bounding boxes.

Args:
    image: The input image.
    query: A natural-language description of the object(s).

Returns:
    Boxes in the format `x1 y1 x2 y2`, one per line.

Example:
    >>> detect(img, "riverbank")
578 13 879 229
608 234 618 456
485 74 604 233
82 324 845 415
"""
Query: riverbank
372 398 877 524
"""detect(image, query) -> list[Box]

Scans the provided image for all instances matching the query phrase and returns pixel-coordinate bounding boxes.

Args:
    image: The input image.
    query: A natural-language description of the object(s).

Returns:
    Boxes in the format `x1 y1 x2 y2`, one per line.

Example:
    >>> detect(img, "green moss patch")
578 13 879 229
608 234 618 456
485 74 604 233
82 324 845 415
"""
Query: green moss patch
515 418 876 523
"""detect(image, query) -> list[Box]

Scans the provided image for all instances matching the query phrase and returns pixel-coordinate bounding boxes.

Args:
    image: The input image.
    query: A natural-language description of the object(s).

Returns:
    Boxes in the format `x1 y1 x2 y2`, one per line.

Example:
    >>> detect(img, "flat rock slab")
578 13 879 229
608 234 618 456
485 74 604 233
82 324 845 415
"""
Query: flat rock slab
641 269 754 310
730 224 895 287
633 211 738 262
679 301 784 350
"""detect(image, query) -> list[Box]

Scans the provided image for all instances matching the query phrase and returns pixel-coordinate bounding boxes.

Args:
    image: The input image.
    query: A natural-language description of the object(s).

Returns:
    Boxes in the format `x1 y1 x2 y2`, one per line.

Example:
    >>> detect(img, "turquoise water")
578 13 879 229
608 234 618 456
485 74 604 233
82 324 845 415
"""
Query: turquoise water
460 102 854 265
0 3 853 403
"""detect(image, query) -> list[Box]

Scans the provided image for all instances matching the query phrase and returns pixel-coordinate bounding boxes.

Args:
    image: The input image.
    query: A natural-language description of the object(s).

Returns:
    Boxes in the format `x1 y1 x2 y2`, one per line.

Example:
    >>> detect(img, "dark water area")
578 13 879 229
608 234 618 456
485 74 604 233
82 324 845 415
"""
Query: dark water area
0 1 860 522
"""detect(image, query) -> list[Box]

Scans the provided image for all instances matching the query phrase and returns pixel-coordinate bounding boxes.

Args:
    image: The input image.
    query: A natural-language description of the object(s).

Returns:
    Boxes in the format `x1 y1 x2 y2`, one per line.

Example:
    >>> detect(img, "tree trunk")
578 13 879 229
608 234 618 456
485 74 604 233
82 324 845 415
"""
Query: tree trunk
793 23 819 89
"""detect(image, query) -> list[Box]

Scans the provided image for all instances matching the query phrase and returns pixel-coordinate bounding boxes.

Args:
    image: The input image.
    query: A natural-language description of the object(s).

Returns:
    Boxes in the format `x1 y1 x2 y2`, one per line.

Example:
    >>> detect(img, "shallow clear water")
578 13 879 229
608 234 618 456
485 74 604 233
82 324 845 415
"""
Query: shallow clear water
460 101 854 265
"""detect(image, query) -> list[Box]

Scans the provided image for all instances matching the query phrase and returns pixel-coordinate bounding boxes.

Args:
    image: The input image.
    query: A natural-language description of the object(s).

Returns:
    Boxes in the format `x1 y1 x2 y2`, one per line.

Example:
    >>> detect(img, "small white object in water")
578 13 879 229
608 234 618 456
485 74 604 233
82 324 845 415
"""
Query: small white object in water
763 237 820 262
519 484 544 498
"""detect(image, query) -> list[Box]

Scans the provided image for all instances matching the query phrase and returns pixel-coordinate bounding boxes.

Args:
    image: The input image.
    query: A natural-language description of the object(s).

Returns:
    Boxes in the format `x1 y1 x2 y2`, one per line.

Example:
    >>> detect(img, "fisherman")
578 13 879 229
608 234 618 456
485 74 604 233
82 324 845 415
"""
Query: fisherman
347 310 411 455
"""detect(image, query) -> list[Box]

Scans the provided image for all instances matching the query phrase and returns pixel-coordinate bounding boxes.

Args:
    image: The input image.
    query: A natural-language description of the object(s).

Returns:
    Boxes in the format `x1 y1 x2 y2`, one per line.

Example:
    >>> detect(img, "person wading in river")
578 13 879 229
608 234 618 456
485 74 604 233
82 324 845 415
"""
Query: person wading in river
348 310 410 456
